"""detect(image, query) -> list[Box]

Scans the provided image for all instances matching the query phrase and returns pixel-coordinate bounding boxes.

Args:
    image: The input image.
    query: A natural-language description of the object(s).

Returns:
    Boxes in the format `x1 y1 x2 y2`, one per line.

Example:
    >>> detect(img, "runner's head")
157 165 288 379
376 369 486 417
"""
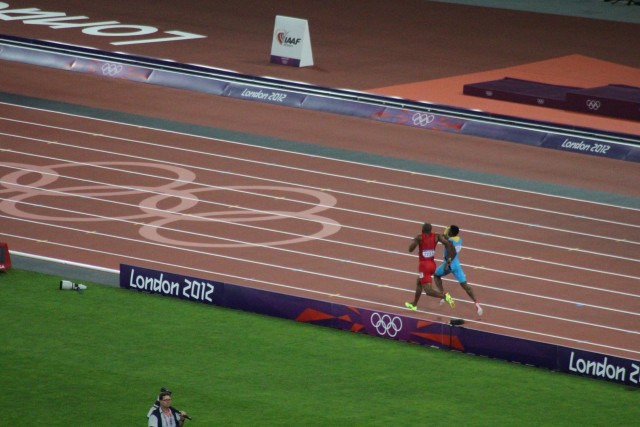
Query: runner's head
448 225 460 237
422 222 432 233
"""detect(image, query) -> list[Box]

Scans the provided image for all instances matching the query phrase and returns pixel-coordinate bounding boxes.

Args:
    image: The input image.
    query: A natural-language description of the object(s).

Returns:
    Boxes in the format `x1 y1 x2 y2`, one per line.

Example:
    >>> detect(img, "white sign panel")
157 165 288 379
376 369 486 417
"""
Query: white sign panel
270 15 313 67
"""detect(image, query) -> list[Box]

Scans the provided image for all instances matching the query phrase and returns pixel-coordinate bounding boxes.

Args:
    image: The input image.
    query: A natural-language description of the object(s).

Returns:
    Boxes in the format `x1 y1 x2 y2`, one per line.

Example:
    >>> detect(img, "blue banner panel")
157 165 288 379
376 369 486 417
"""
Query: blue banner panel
147 70 228 95
373 107 466 133
541 134 633 161
70 58 152 82
224 83 307 108
301 95 386 118
558 346 640 387
460 121 546 147
0 44 76 69
454 327 558 370
224 283 337 322
120 264 225 305
626 147 640 163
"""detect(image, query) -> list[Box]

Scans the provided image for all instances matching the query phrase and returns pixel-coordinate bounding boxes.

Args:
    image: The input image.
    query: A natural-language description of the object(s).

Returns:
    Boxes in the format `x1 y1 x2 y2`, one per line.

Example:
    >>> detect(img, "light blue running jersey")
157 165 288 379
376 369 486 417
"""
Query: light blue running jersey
436 235 466 283
444 236 462 260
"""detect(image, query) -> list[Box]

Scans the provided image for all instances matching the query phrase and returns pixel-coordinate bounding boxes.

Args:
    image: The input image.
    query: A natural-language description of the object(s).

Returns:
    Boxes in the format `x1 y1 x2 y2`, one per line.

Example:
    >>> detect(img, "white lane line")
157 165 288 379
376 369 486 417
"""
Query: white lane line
3 135 640 258
2 161 639 281
2 126 638 239
2 213 639 308
3 190 638 300
1 110 638 215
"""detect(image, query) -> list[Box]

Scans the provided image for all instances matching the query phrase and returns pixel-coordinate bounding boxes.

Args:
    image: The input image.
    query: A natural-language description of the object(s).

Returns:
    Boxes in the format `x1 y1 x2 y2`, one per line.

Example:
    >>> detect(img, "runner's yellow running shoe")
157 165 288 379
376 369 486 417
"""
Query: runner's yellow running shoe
444 292 455 308
404 302 417 311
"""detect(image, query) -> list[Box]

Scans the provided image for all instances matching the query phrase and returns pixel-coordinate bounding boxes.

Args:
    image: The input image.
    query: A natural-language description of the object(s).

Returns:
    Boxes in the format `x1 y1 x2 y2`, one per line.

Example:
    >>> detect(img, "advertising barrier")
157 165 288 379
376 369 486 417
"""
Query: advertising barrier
120 264 640 387
146 69 229 95
122 264 223 305
460 121 547 147
1 34 638 162
225 82 307 108
374 107 467 133
541 134 633 160
302 95 386 118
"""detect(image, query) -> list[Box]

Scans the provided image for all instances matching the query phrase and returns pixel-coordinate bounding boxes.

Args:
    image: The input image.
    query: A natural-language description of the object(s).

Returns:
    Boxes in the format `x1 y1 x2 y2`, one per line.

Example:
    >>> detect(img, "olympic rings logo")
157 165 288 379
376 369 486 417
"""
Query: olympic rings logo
586 99 601 110
411 112 435 127
101 62 123 76
370 312 403 337
0 161 342 248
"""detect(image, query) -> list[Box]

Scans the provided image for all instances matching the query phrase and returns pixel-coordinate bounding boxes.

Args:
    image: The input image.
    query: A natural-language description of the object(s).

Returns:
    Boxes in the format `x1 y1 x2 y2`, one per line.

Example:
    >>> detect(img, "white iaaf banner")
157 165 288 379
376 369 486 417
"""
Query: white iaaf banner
270 15 313 67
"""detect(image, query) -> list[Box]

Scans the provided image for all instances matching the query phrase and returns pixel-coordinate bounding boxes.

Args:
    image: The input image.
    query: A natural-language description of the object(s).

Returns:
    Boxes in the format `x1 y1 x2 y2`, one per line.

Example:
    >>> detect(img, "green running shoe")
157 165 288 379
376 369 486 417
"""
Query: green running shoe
404 302 417 311
444 292 455 308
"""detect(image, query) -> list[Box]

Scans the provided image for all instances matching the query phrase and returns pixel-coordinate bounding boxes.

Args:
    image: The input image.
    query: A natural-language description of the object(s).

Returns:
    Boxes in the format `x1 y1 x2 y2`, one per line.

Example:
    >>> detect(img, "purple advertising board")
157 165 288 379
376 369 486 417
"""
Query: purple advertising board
541 134 633 161
121 263 225 305
460 121 546 147
147 69 228 95
1 36 638 162
120 264 639 387
372 107 467 133
224 82 308 108
70 58 153 82
558 346 640 386
301 95 386 118
0 43 76 69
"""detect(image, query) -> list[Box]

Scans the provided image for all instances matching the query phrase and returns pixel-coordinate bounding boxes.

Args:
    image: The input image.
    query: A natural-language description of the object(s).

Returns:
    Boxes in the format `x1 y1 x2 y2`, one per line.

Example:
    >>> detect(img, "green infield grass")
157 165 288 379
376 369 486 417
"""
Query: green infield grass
1 268 637 426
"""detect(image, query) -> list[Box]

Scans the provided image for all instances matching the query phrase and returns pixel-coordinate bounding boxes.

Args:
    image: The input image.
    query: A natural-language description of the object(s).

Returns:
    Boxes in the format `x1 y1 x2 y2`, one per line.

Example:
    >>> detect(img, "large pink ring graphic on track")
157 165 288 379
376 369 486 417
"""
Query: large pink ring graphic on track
138 186 341 248
0 161 197 221
1 162 342 248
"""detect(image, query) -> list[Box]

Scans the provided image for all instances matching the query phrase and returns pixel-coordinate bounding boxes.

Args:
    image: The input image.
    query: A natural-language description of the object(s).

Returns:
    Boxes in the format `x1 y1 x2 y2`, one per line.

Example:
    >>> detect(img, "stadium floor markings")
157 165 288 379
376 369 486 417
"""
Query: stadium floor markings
1 101 638 359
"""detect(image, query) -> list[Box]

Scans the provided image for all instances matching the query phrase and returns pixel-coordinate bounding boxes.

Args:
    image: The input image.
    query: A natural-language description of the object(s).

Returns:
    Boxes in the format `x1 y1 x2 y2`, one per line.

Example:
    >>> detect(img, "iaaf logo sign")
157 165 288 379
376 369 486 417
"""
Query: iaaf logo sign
275 29 301 46
0 2 206 45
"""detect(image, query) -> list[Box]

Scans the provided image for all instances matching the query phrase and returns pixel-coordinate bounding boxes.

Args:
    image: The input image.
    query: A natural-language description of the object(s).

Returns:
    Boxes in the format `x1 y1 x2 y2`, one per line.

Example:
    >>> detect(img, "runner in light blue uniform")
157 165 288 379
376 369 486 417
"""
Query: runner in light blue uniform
435 231 466 283
434 225 483 316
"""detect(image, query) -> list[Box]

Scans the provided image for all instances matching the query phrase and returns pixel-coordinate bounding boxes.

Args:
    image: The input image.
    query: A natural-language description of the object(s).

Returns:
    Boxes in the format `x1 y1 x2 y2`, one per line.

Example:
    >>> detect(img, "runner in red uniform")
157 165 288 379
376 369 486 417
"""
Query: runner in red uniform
404 222 456 311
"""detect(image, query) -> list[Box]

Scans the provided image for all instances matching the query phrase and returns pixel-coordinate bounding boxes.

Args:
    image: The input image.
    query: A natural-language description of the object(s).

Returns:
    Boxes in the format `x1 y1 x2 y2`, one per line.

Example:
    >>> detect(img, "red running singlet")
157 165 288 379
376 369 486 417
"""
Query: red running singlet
417 232 437 284
418 232 437 260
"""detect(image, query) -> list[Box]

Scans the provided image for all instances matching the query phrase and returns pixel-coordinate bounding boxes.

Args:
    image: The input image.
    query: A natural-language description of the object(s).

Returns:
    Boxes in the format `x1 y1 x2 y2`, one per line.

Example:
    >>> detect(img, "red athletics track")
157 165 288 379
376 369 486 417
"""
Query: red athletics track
1 80 639 360
1 1 639 360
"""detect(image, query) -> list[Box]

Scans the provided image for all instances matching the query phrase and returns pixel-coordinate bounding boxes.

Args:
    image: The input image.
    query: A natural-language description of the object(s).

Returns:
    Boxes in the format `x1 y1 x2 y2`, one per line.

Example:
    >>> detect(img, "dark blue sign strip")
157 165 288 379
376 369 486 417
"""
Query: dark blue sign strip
120 264 224 305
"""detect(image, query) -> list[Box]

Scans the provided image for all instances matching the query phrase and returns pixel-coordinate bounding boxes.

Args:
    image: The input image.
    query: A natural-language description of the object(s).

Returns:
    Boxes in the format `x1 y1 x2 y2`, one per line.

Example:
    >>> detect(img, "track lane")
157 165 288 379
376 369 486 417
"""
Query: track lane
1 102 638 360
